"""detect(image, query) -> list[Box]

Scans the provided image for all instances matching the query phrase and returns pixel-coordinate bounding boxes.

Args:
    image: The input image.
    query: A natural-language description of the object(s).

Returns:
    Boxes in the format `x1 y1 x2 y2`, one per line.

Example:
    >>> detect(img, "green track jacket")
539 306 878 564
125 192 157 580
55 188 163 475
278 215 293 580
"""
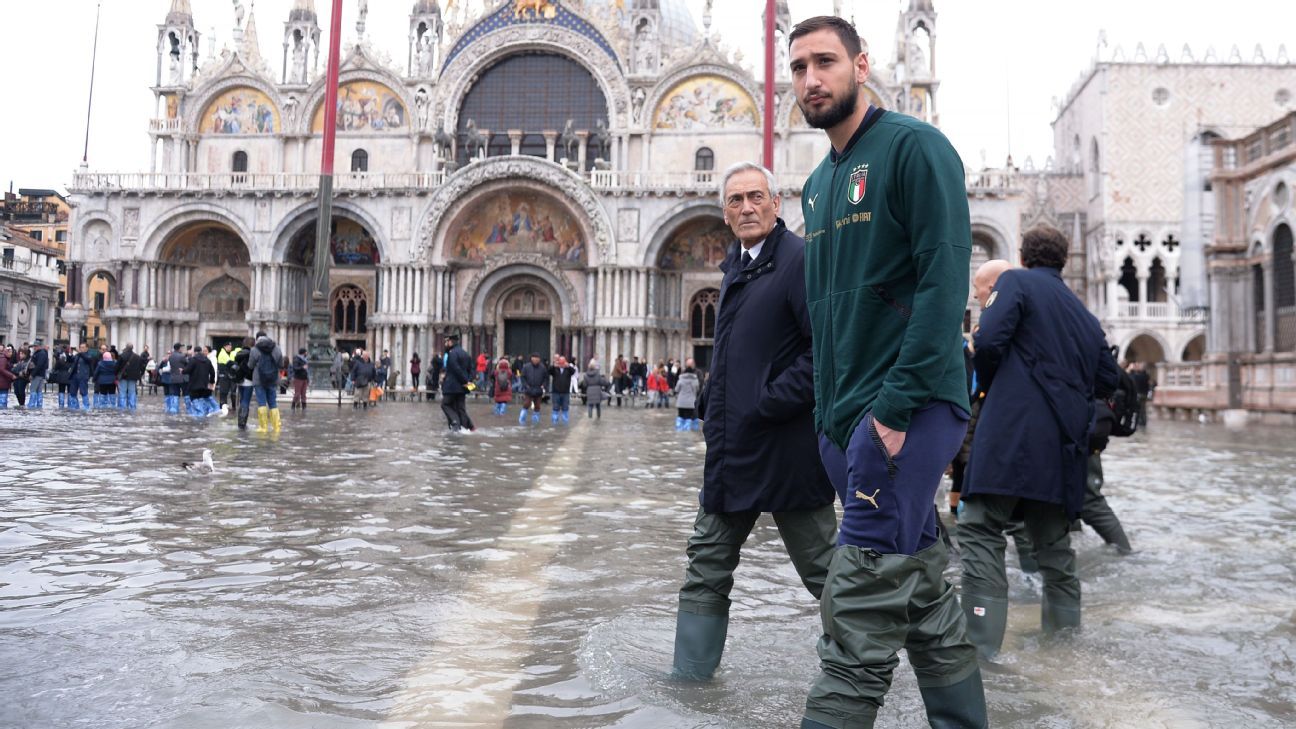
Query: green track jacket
801 109 972 449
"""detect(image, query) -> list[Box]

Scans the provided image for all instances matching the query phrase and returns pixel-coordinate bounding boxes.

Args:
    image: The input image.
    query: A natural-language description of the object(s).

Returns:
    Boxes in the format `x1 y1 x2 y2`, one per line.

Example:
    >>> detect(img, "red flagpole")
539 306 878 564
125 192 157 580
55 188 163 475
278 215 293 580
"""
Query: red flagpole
763 0 776 171
308 0 345 381
319 0 344 177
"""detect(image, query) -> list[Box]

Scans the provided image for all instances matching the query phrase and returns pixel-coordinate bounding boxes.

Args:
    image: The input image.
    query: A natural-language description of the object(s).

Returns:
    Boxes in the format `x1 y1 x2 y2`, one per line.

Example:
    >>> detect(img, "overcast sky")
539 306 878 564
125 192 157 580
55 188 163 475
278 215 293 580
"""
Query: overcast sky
1 0 1291 192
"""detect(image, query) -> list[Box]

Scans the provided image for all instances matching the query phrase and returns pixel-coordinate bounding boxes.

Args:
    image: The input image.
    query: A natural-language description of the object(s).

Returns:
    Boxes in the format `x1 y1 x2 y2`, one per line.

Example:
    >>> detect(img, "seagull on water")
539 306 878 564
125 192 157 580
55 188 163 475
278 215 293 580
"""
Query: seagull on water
182 449 216 474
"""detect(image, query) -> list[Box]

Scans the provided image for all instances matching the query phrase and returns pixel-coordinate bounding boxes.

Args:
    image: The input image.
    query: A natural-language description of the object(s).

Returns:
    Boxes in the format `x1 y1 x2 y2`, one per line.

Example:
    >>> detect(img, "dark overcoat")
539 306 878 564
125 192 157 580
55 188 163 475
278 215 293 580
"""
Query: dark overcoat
441 345 474 395
966 267 1120 518
699 220 835 514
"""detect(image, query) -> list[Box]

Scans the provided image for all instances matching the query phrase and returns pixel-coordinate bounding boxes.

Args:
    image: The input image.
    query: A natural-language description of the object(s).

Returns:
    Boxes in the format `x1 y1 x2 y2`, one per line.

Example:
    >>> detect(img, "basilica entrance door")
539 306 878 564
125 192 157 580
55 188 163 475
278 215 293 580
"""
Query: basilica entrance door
504 319 550 360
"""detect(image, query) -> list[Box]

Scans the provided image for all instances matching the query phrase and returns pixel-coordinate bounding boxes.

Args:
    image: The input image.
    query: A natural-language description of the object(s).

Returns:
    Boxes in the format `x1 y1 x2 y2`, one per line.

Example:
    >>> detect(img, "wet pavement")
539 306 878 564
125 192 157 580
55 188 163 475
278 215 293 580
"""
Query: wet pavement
1 397 1293 728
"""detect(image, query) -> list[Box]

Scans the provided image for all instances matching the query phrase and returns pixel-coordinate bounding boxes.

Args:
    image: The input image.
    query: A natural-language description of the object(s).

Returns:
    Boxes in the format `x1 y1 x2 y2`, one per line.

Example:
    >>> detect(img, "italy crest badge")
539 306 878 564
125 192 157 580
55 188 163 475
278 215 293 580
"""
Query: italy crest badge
847 163 869 205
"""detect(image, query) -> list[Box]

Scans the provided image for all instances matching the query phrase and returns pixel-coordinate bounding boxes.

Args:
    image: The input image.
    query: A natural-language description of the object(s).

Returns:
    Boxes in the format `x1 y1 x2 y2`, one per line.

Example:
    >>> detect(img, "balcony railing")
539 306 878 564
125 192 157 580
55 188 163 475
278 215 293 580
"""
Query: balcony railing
964 169 1020 194
73 166 1024 199
149 118 184 132
1115 302 1206 321
71 171 448 193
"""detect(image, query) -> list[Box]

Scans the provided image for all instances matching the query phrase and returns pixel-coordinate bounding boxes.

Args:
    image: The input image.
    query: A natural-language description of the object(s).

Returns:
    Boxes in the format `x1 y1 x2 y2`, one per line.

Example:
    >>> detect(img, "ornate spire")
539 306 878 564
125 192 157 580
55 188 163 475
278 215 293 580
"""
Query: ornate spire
167 0 193 24
291 0 317 22
240 5 263 63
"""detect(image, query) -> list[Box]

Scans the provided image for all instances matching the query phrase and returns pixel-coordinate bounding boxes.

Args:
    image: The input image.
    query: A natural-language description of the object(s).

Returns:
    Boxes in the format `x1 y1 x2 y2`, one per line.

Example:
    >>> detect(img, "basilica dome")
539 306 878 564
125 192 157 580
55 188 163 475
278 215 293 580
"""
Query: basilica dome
592 0 699 50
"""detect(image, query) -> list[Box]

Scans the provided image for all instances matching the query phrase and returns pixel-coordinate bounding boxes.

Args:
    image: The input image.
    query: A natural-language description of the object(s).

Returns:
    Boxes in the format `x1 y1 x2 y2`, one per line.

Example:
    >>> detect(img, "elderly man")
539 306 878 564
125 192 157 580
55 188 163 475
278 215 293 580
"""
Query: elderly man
959 224 1120 659
791 14 986 727
670 161 837 682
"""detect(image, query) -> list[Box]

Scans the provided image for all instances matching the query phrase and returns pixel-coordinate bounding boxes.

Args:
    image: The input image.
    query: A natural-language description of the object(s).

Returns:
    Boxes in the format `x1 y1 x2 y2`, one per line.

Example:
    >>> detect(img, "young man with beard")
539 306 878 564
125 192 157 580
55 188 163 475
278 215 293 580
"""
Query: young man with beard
789 15 986 729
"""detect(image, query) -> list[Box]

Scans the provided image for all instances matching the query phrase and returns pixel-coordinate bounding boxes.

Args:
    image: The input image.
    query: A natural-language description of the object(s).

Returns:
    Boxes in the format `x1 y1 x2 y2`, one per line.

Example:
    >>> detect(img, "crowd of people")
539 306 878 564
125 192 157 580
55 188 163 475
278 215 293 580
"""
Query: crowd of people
0 332 296 432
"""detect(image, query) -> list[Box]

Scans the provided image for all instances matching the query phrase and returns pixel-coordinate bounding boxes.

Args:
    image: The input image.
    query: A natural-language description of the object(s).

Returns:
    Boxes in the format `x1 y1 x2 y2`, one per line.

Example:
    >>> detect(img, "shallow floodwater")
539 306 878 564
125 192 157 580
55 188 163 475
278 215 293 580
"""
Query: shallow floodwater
1 398 1293 728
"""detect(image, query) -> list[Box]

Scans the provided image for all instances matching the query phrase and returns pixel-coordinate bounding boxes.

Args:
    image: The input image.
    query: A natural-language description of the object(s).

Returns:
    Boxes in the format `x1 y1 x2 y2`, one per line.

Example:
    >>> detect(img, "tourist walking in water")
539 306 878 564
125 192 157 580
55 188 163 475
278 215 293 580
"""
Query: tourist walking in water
548 355 576 424
491 357 513 416
26 340 48 410
247 331 285 432
670 161 838 684
673 358 700 431
958 225 1120 660
791 15 987 726
233 336 255 429
582 360 611 419
290 347 310 410
185 347 218 417
439 333 476 432
519 353 548 425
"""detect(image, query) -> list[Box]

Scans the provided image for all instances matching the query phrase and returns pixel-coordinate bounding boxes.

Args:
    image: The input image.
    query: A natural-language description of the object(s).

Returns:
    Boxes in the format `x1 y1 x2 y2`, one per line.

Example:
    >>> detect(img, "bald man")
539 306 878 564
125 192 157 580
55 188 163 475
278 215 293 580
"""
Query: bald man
973 259 1013 309
949 260 1014 515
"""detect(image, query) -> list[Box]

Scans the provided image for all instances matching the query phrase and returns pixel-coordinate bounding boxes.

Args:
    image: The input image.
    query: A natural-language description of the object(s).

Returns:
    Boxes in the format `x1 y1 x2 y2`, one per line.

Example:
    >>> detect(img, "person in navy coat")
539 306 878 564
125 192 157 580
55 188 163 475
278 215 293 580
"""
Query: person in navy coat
671 162 837 681
958 224 1120 659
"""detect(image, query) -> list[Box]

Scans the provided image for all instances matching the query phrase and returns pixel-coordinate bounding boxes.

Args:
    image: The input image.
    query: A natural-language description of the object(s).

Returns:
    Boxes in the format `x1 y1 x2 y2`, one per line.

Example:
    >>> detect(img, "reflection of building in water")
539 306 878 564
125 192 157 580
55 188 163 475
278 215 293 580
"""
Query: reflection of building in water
67 0 1295 405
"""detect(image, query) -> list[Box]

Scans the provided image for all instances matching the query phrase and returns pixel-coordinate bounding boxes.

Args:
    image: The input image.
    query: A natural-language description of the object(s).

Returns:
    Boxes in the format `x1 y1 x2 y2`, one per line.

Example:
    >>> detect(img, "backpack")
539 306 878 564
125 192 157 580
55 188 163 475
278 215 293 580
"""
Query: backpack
255 346 279 385
1107 366 1140 438
292 354 308 377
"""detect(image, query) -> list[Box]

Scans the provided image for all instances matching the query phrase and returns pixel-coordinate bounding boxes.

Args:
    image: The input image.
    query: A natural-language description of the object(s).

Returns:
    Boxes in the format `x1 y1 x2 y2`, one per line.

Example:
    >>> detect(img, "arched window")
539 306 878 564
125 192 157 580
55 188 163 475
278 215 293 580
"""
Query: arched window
1089 138 1101 198
232 150 248 173
695 147 715 172
1148 258 1168 303
456 52 609 169
351 149 368 173
688 288 720 372
1119 257 1139 302
689 289 719 339
331 284 368 335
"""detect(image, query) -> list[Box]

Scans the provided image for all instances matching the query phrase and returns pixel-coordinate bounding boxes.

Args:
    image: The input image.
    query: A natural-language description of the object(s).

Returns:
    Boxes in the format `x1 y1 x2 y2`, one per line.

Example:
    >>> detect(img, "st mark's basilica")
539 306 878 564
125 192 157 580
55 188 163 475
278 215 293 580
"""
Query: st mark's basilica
63 0 1296 403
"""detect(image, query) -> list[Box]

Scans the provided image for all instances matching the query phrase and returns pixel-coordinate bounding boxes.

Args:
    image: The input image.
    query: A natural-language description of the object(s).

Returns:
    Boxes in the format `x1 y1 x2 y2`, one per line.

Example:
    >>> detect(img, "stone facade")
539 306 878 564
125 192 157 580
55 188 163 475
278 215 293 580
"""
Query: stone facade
0 224 62 347
1051 46 1296 368
1157 112 1296 421
71 0 1039 387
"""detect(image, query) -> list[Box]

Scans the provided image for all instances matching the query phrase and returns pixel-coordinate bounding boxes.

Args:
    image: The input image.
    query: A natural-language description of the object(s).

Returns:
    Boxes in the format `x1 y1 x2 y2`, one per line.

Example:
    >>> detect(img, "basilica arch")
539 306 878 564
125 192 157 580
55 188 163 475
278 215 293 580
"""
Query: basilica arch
415 156 613 265
437 18 631 134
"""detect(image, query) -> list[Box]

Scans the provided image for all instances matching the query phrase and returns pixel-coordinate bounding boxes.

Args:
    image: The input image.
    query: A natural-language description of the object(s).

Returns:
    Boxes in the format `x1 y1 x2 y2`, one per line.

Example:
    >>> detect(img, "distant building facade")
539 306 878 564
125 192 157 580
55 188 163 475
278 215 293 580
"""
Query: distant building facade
0 223 62 347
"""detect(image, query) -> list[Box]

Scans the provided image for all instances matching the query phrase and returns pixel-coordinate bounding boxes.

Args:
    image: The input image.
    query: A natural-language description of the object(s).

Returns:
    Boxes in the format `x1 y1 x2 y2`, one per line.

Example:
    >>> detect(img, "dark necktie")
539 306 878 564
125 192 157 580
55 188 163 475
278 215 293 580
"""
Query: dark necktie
741 251 752 269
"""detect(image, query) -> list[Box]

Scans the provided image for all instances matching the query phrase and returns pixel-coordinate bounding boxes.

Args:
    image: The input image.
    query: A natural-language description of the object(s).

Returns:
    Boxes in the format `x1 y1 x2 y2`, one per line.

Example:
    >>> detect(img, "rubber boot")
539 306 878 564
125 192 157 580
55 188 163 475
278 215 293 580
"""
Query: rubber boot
552 410 559 424
237 403 250 430
269 408 282 433
81 393 90 409
961 593 1008 660
205 397 221 416
531 411 540 424
58 392 66 409
1090 519 1133 555
690 418 700 431
919 668 989 729
0 392 7 409
674 416 685 431
671 610 728 681
256 406 269 432
561 410 569 424
184 396 194 414
519 408 528 425
1041 593 1081 635
800 719 837 729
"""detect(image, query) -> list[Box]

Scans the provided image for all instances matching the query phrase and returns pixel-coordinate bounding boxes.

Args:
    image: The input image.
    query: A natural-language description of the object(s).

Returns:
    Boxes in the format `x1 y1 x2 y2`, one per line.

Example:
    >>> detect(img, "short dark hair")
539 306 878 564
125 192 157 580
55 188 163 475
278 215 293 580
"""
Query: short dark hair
1021 225 1070 270
788 15 862 59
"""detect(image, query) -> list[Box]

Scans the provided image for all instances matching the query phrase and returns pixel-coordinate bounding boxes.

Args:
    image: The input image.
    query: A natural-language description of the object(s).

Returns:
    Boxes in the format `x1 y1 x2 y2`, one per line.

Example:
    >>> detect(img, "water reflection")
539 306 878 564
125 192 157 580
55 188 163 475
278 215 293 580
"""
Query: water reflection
1 403 1293 727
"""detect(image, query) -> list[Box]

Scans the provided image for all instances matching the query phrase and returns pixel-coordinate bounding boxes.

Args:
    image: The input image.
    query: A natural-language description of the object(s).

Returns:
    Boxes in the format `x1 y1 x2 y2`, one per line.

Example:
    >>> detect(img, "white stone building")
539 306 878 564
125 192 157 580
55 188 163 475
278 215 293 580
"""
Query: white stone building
69 0 1026 387
1049 40 1296 370
0 224 62 347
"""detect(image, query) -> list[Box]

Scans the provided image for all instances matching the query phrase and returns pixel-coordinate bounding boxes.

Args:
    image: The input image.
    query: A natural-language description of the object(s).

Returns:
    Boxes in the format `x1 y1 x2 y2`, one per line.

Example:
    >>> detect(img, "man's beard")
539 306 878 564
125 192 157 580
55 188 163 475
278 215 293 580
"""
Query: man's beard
799 80 859 130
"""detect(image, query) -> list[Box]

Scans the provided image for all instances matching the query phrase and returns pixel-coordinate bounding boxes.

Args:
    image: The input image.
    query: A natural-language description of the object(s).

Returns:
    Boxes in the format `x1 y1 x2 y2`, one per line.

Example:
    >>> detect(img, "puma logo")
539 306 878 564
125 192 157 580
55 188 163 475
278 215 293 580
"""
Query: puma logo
854 488 881 509
808 193 819 211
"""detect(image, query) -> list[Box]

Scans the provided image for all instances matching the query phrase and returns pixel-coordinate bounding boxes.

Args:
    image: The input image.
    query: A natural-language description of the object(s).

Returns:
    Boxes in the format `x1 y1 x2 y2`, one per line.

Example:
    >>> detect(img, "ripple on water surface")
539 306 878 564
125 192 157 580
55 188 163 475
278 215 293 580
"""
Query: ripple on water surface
1 404 1294 727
